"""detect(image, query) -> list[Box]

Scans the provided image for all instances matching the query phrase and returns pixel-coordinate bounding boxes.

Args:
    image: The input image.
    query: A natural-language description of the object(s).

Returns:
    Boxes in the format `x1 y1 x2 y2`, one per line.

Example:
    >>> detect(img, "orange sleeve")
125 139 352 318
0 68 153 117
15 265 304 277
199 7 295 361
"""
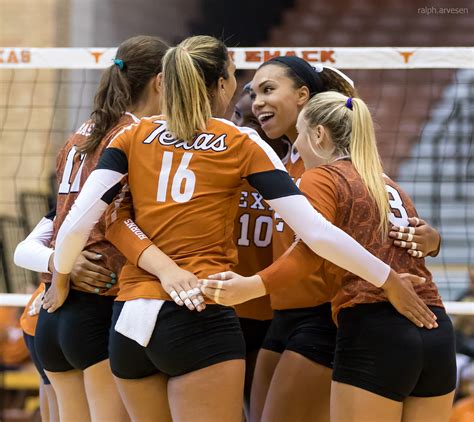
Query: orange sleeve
238 129 287 178
19 283 45 336
258 239 324 293
299 167 338 223
107 123 134 154
105 183 154 266
257 167 338 292
0 308 30 365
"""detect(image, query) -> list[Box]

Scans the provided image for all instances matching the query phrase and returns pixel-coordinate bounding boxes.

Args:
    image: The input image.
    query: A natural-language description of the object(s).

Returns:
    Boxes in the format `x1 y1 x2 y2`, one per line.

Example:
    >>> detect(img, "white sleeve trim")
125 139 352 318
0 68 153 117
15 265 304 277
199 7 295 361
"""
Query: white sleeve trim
214 117 287 172
267 195 391 288
106 122 136 148
14 217 54 273
54 169 124 274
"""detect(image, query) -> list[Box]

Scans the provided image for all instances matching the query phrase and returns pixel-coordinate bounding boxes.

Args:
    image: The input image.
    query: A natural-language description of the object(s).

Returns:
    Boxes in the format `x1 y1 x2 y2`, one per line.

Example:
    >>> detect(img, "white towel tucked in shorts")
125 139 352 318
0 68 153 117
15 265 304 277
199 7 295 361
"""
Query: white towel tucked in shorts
115 298 165 347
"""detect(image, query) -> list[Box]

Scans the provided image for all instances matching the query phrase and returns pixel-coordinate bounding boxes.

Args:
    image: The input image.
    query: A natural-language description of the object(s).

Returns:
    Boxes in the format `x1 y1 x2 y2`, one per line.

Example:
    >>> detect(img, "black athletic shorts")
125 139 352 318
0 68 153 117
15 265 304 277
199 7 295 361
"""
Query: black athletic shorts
110 301 246 379
23 333 50 385
333 302 457 401
35 288 114 372
261 302 337 368
239 318 272 355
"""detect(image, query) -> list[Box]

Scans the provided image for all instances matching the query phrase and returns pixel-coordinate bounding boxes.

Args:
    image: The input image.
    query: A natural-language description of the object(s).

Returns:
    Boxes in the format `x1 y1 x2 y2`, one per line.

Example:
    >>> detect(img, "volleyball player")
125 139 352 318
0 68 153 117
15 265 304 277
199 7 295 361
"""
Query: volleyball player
15 209 128 421
203 92 456 421
104 82 290 419
231 84 289 416
201 56 442 422
15 35 169 421
44 35 436 422
16 213 115 421
16 211 59 421
240 58 354 422
299 95 453 422
231 81 438 420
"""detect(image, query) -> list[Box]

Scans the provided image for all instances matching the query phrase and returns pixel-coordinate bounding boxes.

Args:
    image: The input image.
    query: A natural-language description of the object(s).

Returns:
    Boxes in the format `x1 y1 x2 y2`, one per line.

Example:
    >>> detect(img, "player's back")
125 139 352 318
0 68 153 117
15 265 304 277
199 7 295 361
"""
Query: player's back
44 114 135 293
112 116 280 300
309 160 443 318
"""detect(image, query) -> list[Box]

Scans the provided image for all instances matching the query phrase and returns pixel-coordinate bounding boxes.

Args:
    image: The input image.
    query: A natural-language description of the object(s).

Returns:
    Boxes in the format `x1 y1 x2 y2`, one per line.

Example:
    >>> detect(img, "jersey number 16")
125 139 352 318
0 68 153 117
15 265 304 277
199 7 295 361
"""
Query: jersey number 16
157 151 196 203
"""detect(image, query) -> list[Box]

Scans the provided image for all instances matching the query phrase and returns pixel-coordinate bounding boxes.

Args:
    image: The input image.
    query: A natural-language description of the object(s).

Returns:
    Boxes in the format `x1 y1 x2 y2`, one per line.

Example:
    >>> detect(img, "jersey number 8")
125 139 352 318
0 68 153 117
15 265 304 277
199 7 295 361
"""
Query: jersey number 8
386 185 409 227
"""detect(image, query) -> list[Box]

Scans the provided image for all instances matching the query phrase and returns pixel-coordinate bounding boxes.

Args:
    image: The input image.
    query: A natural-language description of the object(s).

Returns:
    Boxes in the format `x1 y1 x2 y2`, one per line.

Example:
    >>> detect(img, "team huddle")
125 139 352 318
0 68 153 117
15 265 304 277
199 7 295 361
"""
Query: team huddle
14 35 456 422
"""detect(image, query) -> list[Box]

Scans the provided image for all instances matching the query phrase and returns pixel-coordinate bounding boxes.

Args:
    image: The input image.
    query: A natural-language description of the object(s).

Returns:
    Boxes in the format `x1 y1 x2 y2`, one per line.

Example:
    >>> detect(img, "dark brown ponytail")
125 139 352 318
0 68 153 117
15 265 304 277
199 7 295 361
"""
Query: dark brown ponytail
78 35 169 154
319 67 358 98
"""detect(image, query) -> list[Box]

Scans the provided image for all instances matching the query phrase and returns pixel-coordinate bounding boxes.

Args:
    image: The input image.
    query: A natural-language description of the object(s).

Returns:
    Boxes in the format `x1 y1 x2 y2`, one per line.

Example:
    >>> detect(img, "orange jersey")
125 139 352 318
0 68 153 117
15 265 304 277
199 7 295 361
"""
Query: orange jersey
105 183 154 267
103 117 286 302
0 307 30 366
106 179 274 320
271 146 333 309
272 146 305 259
41 115 135 295
19 283 45 336
260 160 443 323
232 181 273 320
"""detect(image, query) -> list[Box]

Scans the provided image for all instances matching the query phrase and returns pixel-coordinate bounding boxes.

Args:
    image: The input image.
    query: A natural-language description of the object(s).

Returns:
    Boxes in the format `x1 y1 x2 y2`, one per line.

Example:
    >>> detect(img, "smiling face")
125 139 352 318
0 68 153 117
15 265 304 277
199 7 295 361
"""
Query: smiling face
231 88 291 159
251 64 310 141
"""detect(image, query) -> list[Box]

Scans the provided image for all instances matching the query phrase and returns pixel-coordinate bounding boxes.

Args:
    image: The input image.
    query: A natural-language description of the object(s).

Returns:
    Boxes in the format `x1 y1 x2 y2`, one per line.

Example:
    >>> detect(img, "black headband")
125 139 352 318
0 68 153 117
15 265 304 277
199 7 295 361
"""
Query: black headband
268 56 325 96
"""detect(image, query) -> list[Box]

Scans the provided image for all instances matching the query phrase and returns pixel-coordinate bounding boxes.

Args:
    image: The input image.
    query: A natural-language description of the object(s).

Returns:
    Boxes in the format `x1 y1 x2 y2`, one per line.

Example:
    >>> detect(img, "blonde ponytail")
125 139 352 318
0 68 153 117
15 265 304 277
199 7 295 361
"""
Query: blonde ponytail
302 92 390 238
162 36 229 142
163 46 210 141
350 98 390 238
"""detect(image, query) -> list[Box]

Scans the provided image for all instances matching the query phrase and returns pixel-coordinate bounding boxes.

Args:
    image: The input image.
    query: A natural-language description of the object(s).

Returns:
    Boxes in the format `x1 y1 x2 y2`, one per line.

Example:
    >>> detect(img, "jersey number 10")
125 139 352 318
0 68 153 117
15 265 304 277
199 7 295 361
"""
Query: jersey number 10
237 214 273 248
157 151 196 203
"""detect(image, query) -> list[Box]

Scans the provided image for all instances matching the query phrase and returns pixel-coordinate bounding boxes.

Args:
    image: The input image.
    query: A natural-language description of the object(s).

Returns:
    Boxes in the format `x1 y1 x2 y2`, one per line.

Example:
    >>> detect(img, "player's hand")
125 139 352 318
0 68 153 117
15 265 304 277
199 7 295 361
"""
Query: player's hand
43 271 70 313
382 270 438 329
389 217 441 258
160 266 205 312
28 290 45 316
199 271 266 306
70 251 117 294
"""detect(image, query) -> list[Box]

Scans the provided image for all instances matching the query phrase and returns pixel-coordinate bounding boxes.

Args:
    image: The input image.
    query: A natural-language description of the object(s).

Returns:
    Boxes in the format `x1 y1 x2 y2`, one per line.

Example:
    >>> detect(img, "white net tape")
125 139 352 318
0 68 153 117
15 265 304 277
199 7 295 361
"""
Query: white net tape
0 47 472 69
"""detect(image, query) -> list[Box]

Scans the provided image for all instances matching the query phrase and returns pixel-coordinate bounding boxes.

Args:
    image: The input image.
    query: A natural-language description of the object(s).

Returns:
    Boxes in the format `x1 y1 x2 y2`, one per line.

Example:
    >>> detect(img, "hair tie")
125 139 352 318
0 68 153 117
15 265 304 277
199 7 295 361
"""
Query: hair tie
113 58 124 70
345 97 353 110
313 64 324 73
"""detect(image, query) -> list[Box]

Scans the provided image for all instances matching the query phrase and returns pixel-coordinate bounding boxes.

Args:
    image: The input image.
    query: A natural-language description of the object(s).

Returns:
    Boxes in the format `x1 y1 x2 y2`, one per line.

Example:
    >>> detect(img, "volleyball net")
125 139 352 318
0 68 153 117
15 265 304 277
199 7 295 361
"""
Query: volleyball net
0 47 472 314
